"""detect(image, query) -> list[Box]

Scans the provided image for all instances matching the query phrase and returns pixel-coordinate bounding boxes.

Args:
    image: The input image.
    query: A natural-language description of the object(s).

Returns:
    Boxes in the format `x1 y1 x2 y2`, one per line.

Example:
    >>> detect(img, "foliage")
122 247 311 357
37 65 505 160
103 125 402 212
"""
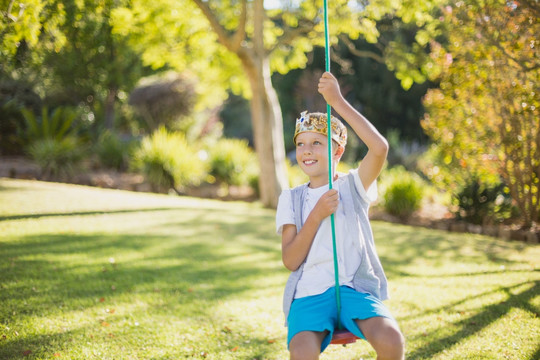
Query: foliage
27 137 85 180
381 166 425 219
0 0 66 74
110 0 452 208
454 175 514 225
421 1 540 227
19 106 79 145
1 0 151 134
45 0 151 129
385 129 425 171
128 72 197 131
131 127 207 193
111 0 236 110
174 106 224 144
95 131 134 171
0 79 42 155
206 138 259 187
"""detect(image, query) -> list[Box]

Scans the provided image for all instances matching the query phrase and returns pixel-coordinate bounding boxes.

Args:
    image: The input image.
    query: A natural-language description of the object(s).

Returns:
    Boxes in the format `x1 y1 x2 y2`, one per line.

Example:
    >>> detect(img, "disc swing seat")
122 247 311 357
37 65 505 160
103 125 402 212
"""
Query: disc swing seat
322 0 359 347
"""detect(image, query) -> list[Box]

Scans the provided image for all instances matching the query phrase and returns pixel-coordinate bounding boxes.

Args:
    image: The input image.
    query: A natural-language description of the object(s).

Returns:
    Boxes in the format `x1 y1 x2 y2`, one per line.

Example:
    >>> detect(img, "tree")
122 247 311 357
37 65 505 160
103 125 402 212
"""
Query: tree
421 0 539 227
1 0 148 133
44 0 147 130
113 0 441 207
112 0 361 207
1 0 65 77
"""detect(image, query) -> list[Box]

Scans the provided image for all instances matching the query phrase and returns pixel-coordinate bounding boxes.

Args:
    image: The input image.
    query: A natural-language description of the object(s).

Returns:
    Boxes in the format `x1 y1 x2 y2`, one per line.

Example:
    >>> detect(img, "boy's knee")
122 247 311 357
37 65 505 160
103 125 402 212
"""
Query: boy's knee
373 327 405 360
290 346 319 360
289 332 324 360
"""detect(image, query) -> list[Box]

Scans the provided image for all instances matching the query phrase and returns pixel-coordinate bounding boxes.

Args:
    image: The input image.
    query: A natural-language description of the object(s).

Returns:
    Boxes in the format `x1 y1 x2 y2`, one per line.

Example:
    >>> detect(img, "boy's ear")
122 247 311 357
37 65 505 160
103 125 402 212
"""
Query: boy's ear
334 145 345 159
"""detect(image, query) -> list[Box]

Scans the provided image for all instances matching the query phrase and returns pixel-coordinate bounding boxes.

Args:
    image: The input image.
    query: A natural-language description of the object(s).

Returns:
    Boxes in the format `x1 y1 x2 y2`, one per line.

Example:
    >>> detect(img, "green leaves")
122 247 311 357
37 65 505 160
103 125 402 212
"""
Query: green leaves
421 0 539 226
20 106 79 143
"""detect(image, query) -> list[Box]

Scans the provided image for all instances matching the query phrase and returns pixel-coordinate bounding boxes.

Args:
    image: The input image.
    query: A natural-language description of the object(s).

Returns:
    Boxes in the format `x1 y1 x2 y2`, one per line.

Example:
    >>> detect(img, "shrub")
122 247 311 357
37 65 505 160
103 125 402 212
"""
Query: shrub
19 106 79 145
132 127 207 193
381 166 425 219
96 131 134 171
27 137 86 180
0 79 42 155
454 176 514 225
128 72 196 131
206 138 259 187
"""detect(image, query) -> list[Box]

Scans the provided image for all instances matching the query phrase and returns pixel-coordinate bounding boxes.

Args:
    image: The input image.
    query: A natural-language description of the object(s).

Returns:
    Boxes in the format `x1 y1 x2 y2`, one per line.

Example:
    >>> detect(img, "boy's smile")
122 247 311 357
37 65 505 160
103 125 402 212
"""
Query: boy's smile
295 132 335 187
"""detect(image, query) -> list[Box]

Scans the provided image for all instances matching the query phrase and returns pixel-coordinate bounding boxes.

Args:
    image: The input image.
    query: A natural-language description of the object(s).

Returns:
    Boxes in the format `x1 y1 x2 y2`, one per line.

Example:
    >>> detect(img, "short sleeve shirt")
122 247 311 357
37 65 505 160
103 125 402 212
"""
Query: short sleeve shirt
276 169 377 299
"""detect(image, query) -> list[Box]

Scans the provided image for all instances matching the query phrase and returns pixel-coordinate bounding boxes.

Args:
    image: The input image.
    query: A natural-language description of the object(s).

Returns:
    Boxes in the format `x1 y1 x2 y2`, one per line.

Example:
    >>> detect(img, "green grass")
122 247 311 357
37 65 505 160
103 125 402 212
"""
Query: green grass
0 178 538 360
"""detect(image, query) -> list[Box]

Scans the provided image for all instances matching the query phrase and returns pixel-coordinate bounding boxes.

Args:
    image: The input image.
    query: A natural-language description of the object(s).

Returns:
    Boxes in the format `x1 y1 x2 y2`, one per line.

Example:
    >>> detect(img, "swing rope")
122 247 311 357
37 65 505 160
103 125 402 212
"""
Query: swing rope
324 1 359 346
322 0 342 332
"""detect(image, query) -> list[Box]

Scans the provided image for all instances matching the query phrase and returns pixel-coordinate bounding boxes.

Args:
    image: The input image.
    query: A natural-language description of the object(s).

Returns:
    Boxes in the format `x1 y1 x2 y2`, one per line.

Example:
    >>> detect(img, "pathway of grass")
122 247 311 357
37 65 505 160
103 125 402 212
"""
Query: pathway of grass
0 179 538 359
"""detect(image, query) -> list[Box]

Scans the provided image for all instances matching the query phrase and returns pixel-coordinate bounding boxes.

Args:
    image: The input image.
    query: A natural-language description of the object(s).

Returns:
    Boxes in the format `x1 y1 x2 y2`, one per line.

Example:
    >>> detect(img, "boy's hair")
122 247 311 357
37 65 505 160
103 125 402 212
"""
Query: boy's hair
294 111 347 148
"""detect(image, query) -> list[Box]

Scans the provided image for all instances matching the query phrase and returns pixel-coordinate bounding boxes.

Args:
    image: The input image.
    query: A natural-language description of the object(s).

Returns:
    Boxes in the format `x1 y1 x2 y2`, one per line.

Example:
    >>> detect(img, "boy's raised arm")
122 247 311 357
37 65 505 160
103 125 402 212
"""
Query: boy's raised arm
318 72 388 191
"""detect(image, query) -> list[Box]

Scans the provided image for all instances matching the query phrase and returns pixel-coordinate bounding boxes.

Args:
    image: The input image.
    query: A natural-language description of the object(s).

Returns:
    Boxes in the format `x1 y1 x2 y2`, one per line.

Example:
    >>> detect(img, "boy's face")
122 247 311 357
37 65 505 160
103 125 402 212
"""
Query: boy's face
295 131 342 185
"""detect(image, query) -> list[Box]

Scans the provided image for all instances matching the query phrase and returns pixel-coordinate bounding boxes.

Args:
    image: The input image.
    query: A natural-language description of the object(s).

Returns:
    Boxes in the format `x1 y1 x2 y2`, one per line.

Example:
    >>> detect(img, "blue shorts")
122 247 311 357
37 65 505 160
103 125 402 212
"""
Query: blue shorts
287 286 395 352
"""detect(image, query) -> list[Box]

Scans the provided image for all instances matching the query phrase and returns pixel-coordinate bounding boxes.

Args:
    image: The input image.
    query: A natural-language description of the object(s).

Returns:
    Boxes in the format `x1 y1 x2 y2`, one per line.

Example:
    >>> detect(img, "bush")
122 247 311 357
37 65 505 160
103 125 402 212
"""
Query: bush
0 80 42 155
206 138 259 188
27 137 86 180
381 166 425 219
19 106 80 145
454 176 514 225
96 131 134 171
132 127 207 193
128 72 196 131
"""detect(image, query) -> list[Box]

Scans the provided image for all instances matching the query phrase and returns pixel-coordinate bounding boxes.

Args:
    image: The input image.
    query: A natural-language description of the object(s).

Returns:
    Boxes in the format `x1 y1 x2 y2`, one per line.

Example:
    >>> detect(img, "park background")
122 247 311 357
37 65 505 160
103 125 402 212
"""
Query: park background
1 0 539 359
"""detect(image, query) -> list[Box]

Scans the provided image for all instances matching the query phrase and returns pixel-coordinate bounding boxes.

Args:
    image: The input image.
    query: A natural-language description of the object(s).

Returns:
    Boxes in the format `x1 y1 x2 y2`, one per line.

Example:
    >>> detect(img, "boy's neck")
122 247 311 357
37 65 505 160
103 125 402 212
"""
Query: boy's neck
308 173 339 189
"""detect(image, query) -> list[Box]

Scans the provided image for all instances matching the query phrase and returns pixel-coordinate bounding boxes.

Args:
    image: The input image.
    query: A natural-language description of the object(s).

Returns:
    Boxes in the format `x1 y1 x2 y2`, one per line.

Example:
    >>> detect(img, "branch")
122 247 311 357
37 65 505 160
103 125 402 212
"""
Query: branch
270 18 316 52
330 51 354 74
191 0 235 52
339 34 384 63
5 0 24 22
231 0 247 52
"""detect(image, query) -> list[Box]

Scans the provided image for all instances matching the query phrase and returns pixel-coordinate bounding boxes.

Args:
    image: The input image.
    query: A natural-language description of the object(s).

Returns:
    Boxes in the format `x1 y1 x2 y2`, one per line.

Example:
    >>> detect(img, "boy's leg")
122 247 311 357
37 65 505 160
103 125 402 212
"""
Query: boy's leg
355 317 405 360
289 330 328 360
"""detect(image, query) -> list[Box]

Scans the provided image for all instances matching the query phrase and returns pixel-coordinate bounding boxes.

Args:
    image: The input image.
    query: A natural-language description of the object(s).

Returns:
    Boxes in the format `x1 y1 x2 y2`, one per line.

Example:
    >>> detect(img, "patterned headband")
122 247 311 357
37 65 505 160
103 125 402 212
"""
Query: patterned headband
293 111 347 147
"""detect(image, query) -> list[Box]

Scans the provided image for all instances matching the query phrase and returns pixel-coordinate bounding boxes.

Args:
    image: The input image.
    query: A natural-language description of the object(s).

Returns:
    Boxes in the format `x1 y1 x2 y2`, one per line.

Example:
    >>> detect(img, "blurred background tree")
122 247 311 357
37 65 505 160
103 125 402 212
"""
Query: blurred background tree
421 1 539 227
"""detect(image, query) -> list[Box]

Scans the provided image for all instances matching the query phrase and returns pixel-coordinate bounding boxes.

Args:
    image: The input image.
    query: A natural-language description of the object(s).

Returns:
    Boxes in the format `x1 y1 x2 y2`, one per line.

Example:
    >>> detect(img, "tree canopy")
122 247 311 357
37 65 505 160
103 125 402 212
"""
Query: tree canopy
422 0 539 226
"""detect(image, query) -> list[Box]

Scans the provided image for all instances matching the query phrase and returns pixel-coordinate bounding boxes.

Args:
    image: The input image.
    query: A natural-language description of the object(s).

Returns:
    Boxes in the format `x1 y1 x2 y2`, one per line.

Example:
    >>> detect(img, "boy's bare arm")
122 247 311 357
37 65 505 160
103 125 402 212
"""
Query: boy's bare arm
318 72 388 190
281 189 338 271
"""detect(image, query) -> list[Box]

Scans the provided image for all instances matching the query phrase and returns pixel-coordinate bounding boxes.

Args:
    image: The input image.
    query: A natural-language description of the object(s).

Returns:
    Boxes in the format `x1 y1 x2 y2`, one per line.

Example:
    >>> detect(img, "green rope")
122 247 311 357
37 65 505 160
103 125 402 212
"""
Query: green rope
323 0 342 331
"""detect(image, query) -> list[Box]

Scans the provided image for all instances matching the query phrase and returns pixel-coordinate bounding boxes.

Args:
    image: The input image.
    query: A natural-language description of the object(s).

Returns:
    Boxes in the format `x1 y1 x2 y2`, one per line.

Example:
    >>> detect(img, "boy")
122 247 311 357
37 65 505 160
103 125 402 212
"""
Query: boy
276 72 405 360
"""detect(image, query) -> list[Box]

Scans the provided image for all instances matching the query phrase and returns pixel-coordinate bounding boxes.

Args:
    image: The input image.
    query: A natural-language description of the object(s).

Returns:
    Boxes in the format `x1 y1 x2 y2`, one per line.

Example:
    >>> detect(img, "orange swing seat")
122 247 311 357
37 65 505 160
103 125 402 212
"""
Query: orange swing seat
330 329 359 345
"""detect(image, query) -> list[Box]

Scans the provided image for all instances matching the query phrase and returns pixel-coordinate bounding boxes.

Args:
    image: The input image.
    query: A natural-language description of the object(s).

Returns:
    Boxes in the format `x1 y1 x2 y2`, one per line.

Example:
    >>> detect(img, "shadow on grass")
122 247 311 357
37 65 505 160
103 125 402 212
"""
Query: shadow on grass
0 326 90 360
0 207 187 222
406 280 539 359
0 205 284 359
372 222 529 279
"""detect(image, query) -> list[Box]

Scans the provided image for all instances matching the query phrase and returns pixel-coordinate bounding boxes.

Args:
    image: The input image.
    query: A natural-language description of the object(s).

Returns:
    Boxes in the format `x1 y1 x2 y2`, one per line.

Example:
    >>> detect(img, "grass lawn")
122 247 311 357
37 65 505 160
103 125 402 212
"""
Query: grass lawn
0 178 539 360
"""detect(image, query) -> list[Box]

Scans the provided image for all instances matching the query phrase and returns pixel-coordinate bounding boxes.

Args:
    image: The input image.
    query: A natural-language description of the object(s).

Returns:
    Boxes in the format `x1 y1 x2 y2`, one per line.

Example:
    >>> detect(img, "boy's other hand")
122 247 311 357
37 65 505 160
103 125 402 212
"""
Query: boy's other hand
318 72 343 106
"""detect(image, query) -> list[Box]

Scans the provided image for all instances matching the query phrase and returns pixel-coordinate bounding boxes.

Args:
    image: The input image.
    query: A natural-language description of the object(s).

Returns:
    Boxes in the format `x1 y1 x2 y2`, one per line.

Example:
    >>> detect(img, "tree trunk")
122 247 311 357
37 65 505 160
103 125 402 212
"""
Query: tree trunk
244 0 288 208
242 56 288 208
192 0 288 208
